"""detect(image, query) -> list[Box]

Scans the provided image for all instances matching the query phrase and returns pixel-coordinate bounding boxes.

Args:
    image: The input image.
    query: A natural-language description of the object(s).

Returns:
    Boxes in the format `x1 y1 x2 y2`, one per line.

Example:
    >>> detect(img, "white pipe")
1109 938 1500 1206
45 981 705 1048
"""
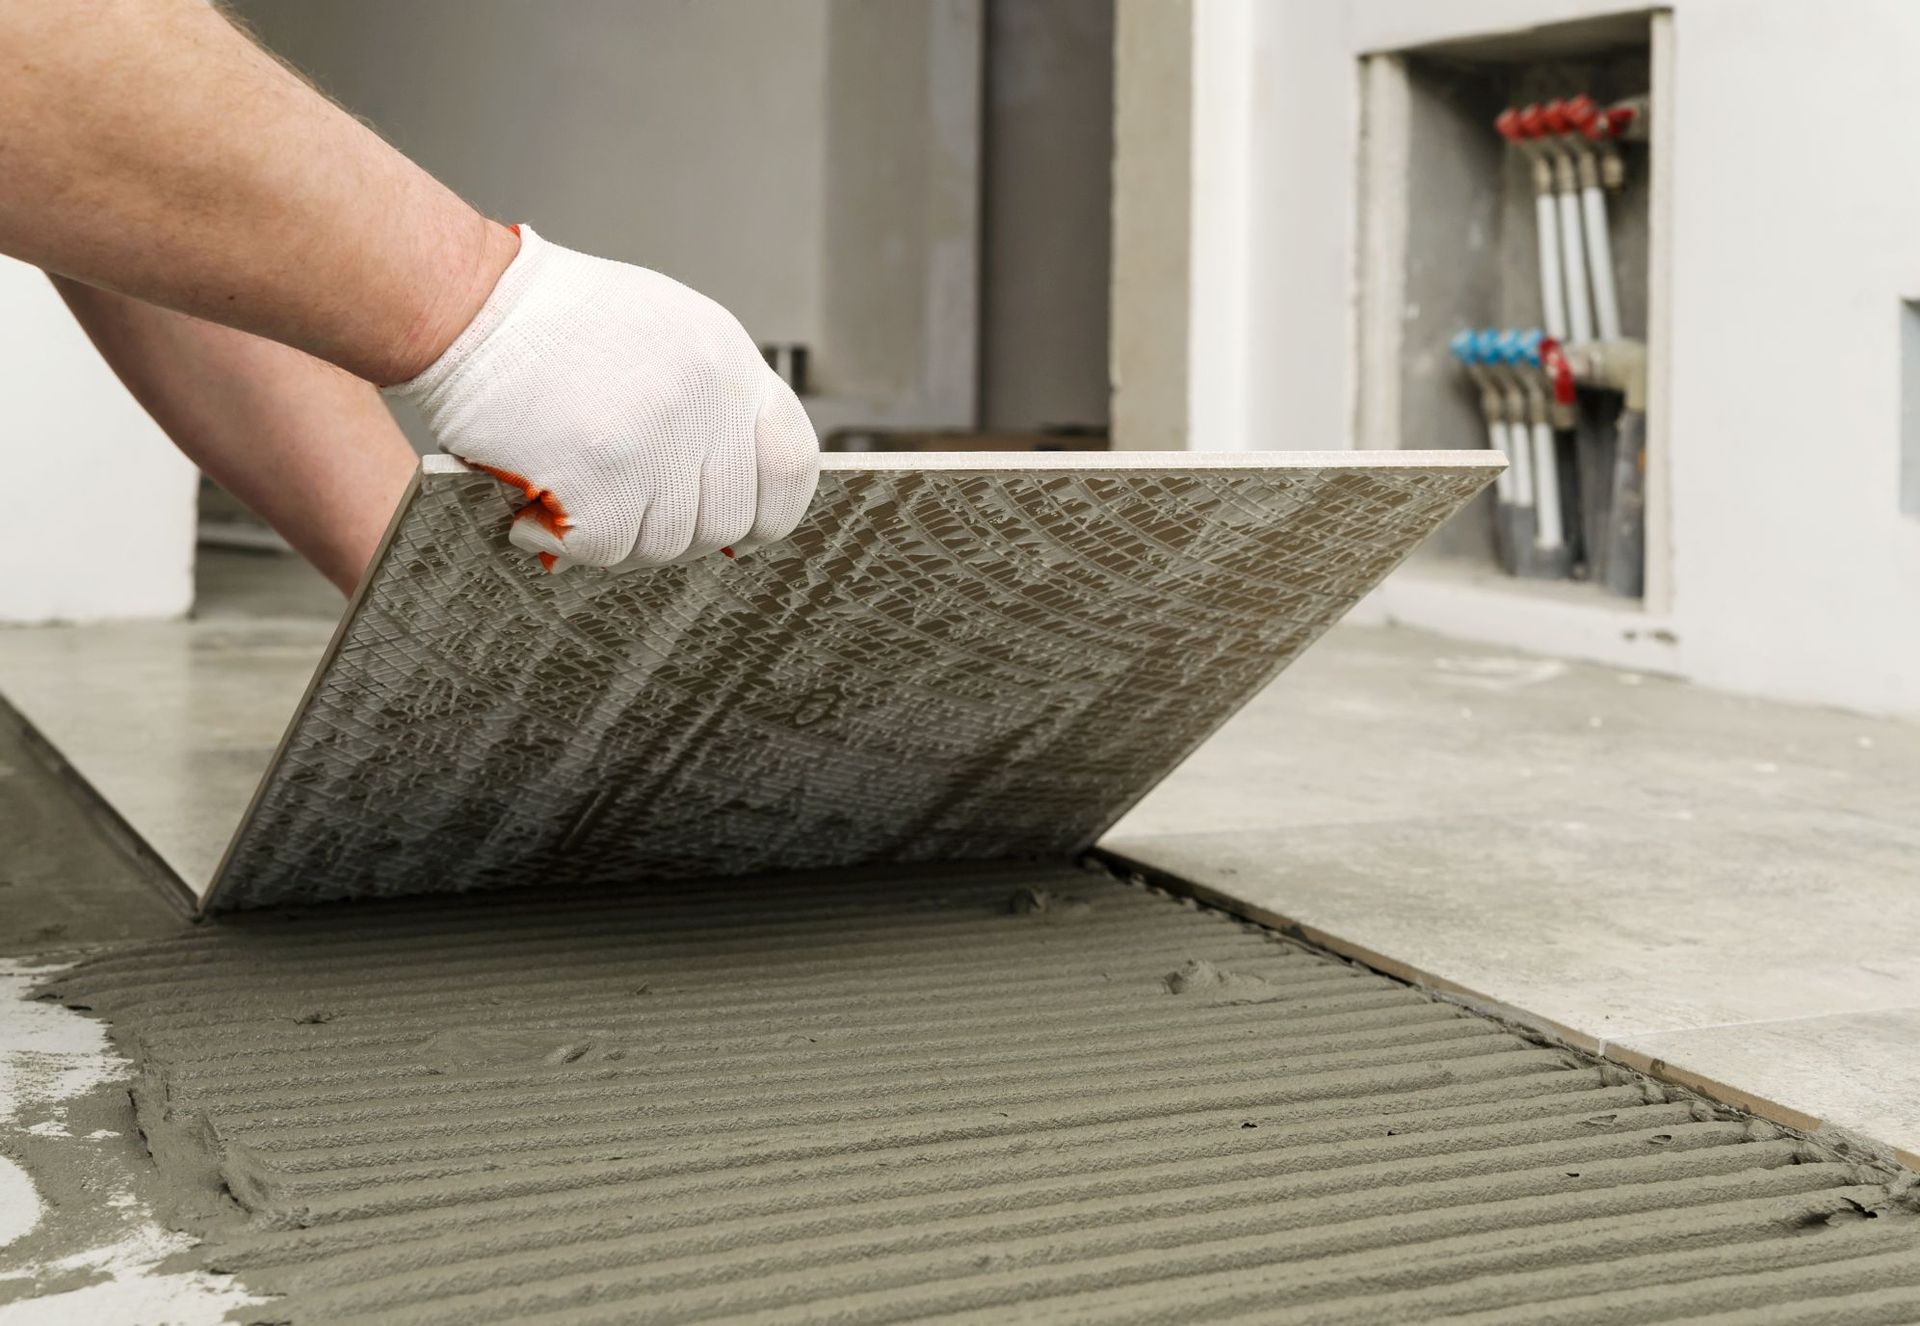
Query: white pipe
1581 184 1622 341
1488 418 1515 503
1555 183 1594 345
1531 420 1564 550
1534 192 1567 341
1507 413 1534 512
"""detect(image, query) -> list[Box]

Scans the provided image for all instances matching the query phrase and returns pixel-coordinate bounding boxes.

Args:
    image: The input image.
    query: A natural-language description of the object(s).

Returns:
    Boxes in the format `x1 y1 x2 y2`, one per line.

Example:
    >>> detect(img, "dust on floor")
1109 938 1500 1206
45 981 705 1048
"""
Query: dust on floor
10 862 1919 1324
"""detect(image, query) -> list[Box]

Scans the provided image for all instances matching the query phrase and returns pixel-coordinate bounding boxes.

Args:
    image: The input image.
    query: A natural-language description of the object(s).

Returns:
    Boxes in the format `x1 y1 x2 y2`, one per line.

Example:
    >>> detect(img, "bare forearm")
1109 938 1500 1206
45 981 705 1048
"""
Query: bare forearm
53 277 418 591
0 0 514 383
8 0 821 581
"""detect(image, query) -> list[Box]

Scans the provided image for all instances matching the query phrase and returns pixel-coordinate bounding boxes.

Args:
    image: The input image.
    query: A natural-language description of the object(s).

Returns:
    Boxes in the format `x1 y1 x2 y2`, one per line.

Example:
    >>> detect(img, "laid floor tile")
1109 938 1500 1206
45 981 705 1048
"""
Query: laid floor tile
1611 1009 1920 1165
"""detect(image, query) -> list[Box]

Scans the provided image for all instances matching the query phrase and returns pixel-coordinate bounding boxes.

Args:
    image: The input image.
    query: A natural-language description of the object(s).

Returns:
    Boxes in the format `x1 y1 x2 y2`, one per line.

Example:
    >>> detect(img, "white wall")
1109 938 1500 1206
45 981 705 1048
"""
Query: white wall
1115 0 1355 454
1186 0 1255 451
0 259 197 623
1110 0 1192 450
1173 0 1920 716
1659 0 1920 717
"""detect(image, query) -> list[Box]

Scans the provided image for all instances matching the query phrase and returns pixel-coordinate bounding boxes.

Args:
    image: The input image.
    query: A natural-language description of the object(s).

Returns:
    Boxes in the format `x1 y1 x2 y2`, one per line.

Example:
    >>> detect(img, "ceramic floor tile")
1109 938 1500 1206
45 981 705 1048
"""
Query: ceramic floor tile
1610 1010 1920 1165
1109 630 1920 840
1103 815 1920 1043
0 617 332 892
1100 625 1920 1155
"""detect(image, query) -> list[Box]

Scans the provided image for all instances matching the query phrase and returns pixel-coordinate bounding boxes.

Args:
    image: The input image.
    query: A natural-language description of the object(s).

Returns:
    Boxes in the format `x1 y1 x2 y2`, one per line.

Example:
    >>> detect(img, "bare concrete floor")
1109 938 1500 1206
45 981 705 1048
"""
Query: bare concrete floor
1 549 1916 1169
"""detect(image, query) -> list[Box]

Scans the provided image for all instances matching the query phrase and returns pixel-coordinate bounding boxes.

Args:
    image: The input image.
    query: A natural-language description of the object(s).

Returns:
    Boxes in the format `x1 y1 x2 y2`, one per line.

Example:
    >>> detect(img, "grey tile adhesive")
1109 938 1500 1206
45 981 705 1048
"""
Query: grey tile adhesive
203 450 1500 910
38 864 1920 1324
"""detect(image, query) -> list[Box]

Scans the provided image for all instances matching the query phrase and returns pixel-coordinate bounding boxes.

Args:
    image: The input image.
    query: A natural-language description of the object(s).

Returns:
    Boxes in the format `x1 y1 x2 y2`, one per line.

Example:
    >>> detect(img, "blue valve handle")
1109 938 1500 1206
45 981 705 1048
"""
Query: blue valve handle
1455 327 1549 368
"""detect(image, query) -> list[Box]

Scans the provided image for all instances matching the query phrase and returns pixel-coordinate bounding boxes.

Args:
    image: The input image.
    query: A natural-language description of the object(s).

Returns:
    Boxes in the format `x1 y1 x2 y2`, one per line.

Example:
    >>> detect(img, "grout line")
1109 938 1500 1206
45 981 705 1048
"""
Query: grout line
1597 1001 1920 1047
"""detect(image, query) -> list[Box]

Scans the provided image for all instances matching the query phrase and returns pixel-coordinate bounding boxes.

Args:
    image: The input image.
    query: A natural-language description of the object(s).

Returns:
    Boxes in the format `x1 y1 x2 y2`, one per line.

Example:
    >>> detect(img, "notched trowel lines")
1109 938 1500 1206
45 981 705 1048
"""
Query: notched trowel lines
1007 886 1094 923
1161 957 1290 1005
39 867 1920 1323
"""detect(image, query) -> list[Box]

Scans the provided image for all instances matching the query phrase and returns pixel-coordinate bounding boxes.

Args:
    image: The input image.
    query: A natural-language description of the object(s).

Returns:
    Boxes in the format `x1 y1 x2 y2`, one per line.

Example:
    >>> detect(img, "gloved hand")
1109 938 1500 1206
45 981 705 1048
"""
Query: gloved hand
386 226 819 572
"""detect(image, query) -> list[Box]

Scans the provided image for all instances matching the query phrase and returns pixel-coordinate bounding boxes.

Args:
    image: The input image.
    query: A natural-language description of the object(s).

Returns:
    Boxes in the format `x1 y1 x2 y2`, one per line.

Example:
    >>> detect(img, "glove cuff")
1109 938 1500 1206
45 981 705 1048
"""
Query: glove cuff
383 224 548 410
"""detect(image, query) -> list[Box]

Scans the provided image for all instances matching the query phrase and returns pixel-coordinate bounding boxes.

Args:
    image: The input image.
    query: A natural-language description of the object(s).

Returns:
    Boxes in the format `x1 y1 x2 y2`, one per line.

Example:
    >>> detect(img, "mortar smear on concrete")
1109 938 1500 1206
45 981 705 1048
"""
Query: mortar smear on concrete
39 865 1920 1324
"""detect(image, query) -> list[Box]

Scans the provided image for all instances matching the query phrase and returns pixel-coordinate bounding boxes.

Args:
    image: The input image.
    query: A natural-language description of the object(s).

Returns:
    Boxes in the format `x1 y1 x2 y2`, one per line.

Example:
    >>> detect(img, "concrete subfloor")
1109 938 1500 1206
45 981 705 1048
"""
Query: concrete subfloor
19 863 1920 1324
0 548 1916 1168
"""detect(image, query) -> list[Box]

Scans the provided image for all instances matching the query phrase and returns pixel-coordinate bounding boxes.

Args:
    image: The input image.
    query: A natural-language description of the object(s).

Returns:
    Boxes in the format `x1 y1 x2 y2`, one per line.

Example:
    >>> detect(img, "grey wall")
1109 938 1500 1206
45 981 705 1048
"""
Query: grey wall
818 0 982 421
978 0 1114 431
234 0 982 428
234 0 831 347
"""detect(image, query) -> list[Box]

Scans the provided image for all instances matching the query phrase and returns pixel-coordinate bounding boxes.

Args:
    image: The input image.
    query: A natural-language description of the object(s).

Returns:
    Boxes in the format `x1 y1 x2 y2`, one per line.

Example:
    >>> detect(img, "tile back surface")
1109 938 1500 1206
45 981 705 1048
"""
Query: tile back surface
205 454 1496 910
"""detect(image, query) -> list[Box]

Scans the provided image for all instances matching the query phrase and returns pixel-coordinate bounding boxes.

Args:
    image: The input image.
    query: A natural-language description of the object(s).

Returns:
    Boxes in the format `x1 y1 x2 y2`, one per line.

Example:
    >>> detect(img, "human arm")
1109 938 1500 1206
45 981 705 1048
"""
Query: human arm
51 278 418 593
2 0 818 571
0 0 508 384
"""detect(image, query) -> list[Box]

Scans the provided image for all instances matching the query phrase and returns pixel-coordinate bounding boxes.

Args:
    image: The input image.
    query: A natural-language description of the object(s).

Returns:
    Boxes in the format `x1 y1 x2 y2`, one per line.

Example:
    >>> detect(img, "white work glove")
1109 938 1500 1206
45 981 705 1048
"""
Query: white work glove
386 225 819 572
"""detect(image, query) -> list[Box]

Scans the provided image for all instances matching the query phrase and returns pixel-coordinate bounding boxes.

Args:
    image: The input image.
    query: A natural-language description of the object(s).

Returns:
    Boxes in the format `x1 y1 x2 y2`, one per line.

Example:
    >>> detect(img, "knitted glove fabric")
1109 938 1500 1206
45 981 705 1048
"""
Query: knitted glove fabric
387 226 819 572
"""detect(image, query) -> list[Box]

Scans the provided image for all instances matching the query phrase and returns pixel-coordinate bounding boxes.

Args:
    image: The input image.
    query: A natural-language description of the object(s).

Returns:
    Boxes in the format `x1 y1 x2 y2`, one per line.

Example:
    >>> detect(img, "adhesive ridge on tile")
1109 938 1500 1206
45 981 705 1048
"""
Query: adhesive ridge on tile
206 452 1499 910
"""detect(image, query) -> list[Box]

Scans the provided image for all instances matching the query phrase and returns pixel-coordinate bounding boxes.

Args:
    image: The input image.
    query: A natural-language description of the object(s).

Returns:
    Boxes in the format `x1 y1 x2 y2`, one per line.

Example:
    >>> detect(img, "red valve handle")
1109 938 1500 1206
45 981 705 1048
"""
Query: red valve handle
1578 104 1641 142
1540 338 1578 407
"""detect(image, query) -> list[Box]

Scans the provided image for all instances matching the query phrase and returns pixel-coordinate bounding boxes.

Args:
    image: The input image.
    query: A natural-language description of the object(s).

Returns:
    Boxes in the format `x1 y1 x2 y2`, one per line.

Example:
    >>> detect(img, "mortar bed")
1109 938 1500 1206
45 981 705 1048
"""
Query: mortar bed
30 862 1920 1324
